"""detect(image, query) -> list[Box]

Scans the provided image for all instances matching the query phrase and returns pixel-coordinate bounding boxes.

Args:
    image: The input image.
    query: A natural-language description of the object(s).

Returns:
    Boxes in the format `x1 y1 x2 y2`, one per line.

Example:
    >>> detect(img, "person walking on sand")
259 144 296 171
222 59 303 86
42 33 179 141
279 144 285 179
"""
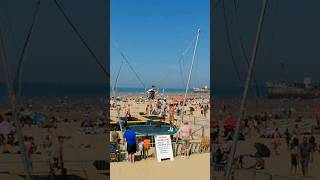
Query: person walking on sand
123 127 137 163
308 136 316 163
299 136 312 176
176 121 193 159
51 135 65 176
290 137 299 176
272 128 281 155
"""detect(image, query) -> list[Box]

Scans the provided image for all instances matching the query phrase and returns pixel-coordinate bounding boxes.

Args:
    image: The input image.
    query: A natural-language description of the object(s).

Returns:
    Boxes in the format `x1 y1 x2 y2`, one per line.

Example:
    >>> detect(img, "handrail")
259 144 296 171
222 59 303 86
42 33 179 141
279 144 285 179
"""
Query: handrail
112 141 210 162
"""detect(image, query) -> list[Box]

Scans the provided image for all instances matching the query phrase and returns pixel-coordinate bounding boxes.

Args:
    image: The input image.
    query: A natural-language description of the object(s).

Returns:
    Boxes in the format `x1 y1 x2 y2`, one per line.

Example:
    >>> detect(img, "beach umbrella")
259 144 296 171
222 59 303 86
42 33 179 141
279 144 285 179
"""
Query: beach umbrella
223 119 237 128
171 98 184 103
33 112 44 123
254 143 270 158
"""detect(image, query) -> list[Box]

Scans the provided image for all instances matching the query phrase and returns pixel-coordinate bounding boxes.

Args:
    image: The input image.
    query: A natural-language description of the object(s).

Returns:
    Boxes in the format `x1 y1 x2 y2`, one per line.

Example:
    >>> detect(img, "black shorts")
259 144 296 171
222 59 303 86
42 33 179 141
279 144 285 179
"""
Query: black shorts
291 155 298 166
127 144 137 154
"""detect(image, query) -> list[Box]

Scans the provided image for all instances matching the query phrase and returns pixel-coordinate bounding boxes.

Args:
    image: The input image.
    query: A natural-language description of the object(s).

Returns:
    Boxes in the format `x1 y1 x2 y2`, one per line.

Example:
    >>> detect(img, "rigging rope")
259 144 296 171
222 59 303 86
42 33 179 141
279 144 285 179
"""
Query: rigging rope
111 41 146 90
233 0 261 97
0 0 20 59
113 60 124 97
119 51 146 90
157 35 197 90
178 35 197 88
0 29 33 180
265 0 279 67
222 0 244 86
212 0 222 11
13 0 41 100
53 0 109 79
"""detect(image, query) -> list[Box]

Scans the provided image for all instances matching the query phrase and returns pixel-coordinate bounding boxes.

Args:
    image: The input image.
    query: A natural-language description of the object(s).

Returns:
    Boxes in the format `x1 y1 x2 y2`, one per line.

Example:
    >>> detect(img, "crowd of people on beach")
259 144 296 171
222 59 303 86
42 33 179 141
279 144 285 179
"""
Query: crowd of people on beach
110 85 209 163
0 112 67 176
212 101 320 177
0 96 109 177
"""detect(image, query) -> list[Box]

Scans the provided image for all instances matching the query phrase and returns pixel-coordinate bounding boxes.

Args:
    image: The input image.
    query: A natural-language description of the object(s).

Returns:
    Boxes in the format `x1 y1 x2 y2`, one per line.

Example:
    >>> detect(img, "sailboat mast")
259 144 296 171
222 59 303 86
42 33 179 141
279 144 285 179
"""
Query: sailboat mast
0 30 33 180
224 0 269 179
183 28 200 107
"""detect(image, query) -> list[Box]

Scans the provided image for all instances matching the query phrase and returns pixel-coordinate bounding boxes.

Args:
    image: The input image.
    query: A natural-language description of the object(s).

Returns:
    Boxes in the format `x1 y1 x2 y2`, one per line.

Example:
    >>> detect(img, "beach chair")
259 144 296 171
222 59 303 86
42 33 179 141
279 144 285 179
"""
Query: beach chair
199 137 210 153
109 143 120 162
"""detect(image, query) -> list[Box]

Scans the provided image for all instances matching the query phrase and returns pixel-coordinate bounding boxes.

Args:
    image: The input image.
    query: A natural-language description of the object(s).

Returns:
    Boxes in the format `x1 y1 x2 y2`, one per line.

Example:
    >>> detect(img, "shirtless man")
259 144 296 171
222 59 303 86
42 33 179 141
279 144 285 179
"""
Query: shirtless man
50 133 65 176
176 121 193 159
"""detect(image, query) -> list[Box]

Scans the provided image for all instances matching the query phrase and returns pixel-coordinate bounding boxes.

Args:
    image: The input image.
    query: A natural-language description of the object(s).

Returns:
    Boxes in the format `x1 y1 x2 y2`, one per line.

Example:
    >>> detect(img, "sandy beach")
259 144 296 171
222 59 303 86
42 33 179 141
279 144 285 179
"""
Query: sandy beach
110 92 210 180
213 98 320 180
111 153 210 180
0 96 108 179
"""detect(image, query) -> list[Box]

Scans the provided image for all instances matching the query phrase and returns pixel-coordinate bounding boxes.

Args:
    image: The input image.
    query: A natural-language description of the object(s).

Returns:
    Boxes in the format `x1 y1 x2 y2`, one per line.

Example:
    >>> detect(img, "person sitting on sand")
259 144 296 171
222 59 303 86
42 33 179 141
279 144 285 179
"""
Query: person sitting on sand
2 133 18 154
176 121 193 159
123 127 137 163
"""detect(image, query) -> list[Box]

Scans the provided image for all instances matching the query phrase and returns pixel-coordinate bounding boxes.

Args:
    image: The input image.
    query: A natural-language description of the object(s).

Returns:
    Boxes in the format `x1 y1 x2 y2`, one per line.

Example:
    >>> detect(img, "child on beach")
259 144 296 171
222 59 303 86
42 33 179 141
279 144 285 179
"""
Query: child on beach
143 137 151 159
272 128 281 155
137 138 144 160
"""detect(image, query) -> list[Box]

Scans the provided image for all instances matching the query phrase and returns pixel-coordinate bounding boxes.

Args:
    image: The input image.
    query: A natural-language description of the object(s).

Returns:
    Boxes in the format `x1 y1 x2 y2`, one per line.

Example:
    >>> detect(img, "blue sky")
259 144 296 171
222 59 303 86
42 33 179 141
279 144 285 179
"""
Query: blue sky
111 0 210 89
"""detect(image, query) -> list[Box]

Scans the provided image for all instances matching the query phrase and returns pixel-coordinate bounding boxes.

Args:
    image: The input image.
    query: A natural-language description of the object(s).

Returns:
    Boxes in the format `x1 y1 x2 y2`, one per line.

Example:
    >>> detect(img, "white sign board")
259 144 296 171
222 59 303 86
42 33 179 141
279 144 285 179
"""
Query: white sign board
155 135 174 162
